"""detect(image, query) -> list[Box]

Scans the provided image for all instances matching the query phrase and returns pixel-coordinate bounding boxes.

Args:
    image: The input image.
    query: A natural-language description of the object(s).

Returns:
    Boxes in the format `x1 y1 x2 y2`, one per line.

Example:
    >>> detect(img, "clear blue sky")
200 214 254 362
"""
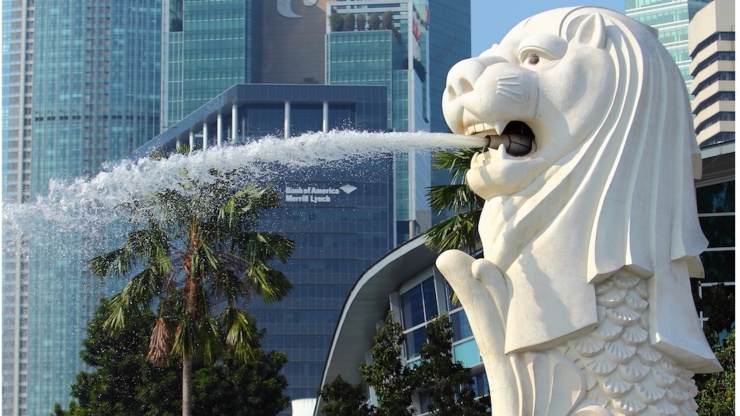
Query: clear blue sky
470 1 625 56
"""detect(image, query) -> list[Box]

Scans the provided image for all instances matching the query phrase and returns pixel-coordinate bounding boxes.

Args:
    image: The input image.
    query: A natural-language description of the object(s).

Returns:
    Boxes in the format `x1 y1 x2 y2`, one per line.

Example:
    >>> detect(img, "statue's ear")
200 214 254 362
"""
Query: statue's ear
571 13 607 49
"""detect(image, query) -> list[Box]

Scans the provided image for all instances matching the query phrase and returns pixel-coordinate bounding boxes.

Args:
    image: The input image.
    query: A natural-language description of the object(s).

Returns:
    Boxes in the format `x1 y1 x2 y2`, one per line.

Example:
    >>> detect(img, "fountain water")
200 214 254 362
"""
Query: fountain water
4 130 486 254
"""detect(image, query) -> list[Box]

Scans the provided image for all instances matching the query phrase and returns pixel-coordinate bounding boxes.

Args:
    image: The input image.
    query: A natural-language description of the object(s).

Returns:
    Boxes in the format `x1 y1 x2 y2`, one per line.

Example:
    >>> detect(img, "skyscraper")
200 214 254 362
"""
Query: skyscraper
688 0 735 326
2 1 35 413
2 1 162 414
325 0 433 242
428 0 470 134
162 0 263 128
427 0 471 224
626 0 711 87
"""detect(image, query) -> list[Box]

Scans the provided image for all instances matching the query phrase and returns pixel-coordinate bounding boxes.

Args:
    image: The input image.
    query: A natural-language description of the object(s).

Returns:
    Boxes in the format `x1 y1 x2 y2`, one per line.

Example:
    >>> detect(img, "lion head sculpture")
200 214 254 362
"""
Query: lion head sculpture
440 6 719 374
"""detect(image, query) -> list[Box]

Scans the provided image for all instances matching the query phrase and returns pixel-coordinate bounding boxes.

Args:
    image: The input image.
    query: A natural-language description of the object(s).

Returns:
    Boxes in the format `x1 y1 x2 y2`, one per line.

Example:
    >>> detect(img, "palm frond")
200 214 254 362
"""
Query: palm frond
90 247 133 278
431 148 482 182
102 268 165 332
423 210 482 253
242 232 295 264
171 314 198 359
220 307 257 364
103 293 129 333
245 263 292 304
427 183 483 214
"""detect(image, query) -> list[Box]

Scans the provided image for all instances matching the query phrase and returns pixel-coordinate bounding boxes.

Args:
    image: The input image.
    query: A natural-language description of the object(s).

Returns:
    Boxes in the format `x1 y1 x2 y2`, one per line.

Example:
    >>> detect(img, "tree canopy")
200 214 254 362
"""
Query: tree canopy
53 298 289 416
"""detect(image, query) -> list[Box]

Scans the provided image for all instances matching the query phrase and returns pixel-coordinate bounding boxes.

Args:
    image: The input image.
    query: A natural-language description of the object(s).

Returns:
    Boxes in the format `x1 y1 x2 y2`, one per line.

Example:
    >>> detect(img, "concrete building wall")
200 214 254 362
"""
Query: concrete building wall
688 0 735 147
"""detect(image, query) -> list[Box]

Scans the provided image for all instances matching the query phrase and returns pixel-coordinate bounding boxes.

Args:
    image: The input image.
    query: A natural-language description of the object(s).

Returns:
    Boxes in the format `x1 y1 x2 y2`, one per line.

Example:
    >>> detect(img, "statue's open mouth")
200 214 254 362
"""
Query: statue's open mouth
465 121 536 157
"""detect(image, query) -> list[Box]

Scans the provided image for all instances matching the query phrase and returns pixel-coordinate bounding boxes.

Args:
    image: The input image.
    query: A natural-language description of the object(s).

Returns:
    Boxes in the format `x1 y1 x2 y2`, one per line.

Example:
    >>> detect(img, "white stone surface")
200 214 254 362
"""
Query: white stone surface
437 7 721 415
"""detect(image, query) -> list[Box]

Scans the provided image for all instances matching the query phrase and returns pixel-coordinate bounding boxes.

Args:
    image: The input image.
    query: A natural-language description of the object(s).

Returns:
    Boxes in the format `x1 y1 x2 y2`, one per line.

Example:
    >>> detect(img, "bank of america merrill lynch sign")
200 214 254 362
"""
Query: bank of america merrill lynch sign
284 184 358 204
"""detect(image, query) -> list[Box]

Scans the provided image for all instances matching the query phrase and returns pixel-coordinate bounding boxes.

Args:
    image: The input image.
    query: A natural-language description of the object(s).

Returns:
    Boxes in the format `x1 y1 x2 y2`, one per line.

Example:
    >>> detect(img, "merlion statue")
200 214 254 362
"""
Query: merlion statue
435 7 721 416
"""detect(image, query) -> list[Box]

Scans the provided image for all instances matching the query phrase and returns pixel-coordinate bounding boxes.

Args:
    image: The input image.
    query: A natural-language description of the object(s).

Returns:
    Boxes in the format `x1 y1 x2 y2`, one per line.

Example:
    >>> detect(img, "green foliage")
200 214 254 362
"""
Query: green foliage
330 11 344 32
416 318 489 416
320 313 487 416
379 11 394 30
695 330 735 416
343 13 356 31
54 299 289 416
360 313 417 415
368 13 381 30
693 282 735 415
319 375 374 416
423 148 485 253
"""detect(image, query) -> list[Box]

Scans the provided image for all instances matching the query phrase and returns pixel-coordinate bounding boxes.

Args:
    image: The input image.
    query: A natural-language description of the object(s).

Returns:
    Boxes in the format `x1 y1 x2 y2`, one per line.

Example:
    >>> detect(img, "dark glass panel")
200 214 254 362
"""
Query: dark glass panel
696 181 735 213
451 310 473 341
699 215 735 248
700 250 736 282
404 327 426 359
401 284 424 328
422 277 438 319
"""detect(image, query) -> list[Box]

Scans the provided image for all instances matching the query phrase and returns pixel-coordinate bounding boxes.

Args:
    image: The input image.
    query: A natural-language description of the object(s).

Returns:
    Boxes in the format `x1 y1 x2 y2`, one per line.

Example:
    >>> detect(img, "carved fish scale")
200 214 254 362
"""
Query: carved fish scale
560 272 700 416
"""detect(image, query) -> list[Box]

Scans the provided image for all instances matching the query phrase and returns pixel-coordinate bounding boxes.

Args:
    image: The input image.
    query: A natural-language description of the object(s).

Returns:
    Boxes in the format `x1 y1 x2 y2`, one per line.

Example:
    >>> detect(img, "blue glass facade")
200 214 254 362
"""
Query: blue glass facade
2 0 33 413
326 0 434 243
428 0 471 224
256 162 395 401
24 1 161 414
428 0 470 134
626 0 711 86
163 0 262 127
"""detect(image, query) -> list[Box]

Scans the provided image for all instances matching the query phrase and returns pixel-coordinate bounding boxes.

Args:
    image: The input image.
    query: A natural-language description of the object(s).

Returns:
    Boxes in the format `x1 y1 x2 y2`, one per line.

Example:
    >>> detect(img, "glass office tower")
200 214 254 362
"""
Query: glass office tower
626 0 711 87
162 0 262 128
428 0 471 224
428 0 470 134
326 0 433 242
2 1 35 414
17 1 162 414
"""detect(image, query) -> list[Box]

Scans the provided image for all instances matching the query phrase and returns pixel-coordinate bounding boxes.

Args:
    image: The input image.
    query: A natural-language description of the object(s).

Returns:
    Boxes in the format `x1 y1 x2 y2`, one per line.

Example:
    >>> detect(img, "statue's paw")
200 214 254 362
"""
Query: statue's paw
471 258 509 322
435 249 476 285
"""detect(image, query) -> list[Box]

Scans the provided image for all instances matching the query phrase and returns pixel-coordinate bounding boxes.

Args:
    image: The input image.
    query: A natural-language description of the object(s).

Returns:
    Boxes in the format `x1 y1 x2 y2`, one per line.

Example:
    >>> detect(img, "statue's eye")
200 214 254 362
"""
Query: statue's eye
527 54 540 65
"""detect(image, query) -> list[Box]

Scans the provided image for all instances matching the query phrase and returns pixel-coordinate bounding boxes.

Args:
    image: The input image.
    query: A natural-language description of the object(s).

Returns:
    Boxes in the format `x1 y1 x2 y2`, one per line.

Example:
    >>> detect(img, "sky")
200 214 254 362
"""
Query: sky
470 0 626 56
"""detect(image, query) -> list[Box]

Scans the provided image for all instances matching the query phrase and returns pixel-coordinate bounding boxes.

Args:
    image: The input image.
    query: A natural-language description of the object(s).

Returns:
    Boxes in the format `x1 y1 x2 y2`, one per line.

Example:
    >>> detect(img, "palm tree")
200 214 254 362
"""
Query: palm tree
423 148 485 254
90 161 294 416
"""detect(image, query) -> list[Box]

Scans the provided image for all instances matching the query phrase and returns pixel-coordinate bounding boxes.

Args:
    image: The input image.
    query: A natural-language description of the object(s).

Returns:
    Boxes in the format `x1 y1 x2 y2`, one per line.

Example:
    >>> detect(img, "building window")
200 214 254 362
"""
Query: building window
399 276 438 360
695 180 735 327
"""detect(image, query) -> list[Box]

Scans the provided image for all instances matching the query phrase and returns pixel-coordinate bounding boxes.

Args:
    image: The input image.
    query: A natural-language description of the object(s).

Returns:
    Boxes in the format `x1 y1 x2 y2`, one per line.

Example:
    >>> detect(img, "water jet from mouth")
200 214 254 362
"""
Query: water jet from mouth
3 130 487 251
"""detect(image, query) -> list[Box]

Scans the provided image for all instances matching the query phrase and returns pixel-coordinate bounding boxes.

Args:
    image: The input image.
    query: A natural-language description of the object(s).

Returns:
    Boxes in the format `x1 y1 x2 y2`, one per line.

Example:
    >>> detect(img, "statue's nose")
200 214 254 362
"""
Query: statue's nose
445 58 487 101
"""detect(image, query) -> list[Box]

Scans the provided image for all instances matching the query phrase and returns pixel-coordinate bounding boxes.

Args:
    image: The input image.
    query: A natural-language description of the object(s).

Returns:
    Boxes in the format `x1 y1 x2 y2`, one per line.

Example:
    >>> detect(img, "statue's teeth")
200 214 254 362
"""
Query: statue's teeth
492 121 508 136
465 122 497 135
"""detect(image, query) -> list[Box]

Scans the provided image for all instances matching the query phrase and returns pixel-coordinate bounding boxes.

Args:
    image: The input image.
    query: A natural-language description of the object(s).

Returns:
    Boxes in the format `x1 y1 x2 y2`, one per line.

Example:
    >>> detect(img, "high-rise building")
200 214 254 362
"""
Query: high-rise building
688 0 735 325
626 0 711 87
428 0 470 134
1 1 162 414
427 0 471 224
2 1 35 414
325 0 433 242
162 0 263 128
688 0 735 149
